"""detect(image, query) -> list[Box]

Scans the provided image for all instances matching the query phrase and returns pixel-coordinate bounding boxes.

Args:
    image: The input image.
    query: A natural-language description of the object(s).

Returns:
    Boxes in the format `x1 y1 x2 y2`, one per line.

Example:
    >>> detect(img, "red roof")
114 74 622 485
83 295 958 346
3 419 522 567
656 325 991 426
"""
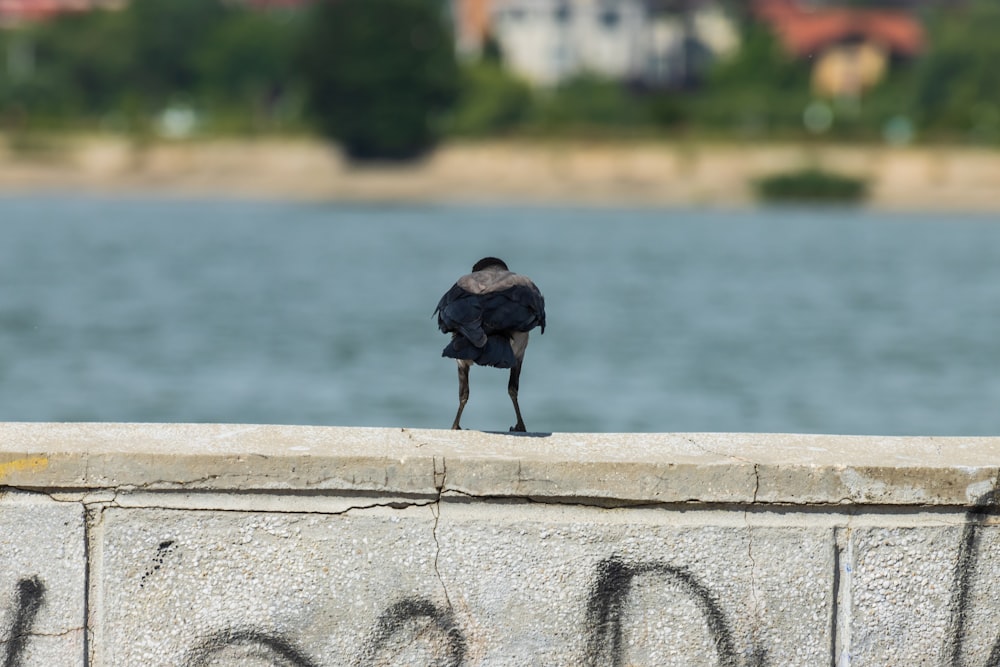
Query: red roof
0 0 119 22
0 0 309 22
753 0 925 58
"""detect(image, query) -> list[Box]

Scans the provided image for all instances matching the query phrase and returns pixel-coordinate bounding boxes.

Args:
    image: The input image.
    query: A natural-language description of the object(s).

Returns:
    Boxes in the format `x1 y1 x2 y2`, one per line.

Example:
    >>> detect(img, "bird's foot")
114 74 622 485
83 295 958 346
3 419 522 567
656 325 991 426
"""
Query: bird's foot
451 425 462 431
509 424 526 433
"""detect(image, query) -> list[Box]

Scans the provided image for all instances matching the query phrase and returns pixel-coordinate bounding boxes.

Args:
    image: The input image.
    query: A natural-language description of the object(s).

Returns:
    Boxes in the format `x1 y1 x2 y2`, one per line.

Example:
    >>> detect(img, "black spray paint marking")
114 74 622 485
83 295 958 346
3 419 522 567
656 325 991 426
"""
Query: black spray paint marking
186 628 320 667
186 597 464 667
356 597 466 667
2 577 45 667
140 539 177 589
584 556 757 667
174 506 1000 667
944 489 1000 667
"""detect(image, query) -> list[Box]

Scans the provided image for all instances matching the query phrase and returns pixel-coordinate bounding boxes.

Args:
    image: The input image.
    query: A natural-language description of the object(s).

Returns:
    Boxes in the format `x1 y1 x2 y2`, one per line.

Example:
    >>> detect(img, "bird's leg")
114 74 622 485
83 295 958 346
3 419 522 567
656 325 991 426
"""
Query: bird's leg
451 361 471 430
508 363 526 432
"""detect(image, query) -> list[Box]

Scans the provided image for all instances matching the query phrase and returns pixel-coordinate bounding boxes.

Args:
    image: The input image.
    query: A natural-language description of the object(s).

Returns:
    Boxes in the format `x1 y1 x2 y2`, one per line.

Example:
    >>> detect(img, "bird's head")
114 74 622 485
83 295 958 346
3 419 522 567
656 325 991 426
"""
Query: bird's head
472 257 509 272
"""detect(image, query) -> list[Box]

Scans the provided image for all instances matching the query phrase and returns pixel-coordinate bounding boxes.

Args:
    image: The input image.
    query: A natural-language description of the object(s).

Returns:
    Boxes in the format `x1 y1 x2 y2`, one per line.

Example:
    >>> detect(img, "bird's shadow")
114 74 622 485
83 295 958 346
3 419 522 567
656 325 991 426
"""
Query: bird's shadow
482 430 553 438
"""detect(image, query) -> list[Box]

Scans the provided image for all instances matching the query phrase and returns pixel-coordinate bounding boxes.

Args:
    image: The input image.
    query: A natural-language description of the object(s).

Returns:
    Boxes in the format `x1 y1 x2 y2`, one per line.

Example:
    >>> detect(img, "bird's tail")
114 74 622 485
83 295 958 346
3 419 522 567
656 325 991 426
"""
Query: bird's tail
442 334 516 369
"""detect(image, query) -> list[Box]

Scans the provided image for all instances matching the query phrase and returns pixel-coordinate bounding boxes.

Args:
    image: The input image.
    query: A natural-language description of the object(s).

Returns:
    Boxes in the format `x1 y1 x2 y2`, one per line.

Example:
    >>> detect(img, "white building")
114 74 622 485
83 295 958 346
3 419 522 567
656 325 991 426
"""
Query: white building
490 0 646 85
455 0 739 87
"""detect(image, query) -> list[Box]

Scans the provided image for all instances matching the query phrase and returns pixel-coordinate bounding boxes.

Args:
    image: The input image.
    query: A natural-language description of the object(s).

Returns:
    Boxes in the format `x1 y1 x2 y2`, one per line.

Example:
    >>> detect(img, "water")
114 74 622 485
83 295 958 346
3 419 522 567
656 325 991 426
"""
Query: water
1 195 999 436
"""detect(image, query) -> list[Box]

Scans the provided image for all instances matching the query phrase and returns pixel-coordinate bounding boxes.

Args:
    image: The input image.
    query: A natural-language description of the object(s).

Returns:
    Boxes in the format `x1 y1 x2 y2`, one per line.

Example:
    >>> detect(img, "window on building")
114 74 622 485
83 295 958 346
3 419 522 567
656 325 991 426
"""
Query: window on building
502 6 525 22
552 42 571 75
599 6 620 29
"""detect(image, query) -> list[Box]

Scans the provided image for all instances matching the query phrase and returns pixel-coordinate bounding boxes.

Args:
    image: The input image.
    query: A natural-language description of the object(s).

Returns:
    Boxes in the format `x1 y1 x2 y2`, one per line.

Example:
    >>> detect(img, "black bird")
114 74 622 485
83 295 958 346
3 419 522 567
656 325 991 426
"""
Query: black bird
435 257 546 432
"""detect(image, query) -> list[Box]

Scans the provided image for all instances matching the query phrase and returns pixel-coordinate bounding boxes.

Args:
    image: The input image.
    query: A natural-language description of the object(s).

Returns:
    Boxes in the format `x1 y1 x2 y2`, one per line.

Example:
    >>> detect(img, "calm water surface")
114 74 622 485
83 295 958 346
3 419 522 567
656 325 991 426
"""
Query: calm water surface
2 195 999 435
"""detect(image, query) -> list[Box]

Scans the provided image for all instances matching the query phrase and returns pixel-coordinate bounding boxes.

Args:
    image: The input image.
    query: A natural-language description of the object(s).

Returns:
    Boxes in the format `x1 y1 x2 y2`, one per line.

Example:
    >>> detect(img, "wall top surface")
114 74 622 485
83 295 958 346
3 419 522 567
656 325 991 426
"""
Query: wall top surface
0 422 996 506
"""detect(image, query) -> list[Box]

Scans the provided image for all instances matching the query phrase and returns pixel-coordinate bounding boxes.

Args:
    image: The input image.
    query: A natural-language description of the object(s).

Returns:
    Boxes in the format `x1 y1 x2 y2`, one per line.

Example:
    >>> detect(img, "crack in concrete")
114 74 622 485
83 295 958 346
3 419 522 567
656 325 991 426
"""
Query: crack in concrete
832 523 853 667
445 487 669 510
0 626 84 642
77 495 440 517
746 464 763 650
686 436 760 467
20 484 663 514
0 484 444 518
332 500 438 516
431 457 452 610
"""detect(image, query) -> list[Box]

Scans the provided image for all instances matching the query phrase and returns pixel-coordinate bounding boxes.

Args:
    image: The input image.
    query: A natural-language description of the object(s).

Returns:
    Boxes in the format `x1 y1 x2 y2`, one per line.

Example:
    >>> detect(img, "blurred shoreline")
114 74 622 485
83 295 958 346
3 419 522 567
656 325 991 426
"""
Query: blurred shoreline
1 135 999 212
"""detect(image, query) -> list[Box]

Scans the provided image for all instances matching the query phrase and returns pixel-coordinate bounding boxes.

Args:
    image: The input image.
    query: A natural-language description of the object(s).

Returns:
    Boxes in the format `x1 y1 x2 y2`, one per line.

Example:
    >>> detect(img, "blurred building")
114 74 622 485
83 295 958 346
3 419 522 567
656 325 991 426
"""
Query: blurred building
752 0 924 98
452 0 739 88
0 0 122 25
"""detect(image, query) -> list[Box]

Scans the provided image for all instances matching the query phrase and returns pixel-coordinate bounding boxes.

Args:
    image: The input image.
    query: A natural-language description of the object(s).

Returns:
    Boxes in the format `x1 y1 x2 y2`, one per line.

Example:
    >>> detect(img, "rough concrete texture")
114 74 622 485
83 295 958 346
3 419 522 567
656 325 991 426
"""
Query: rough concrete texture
94 504 832 666
0 492 86 667
2 422 999 505
0 423 999 665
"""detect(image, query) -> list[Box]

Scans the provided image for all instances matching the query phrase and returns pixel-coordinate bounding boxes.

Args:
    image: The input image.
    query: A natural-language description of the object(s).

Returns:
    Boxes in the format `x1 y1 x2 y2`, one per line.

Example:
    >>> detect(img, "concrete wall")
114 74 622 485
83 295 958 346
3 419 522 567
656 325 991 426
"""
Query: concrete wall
1 423 999 666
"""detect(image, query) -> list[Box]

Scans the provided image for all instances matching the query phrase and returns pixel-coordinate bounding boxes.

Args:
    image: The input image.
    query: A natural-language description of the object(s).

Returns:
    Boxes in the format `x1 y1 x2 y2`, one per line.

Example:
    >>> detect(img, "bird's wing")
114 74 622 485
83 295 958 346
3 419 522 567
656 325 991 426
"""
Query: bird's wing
435 284 487 347
481 282 546 334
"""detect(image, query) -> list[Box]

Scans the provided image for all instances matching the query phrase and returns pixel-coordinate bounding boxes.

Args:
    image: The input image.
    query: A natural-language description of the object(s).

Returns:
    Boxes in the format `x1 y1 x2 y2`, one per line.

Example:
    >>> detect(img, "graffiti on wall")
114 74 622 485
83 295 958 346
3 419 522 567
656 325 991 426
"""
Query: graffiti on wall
355 597 465 667
186 597 466 667
180 557 769 667
583 556 761 667
13 494 1000 665
175 498 1000 667
943 489 1000 667
1 577 45 667
187 629 320 667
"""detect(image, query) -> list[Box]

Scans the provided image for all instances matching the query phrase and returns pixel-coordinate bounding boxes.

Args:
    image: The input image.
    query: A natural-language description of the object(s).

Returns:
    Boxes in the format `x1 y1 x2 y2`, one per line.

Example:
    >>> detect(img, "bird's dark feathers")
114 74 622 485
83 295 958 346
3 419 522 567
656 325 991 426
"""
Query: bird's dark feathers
435 283 545 338
442 333 517 368
436 284 487 346
472 257 508 272
481 287 544 333
435 262 545 367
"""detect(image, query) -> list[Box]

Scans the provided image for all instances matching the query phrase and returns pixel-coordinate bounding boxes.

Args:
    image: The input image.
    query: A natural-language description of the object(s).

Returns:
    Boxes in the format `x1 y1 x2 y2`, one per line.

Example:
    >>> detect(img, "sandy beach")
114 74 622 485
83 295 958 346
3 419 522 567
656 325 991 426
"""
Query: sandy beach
1 134 998 212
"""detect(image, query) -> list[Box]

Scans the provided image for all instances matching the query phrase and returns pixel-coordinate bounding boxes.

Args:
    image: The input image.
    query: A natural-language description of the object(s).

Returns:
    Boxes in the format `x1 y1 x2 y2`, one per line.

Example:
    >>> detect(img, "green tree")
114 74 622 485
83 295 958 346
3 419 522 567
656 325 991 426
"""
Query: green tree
297 0 459 161
0 0 308 133
21 10 133 114
695 23 812 135
0 9 135 122
450 62 533 136
531 74 650 133
124 0 233 106
197 10 302 130
911 0 1000 139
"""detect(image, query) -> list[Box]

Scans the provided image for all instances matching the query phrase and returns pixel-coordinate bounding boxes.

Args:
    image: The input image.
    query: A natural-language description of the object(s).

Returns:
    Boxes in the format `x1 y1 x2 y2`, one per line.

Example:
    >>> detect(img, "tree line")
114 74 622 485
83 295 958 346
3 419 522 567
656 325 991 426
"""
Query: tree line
1 0 998 161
